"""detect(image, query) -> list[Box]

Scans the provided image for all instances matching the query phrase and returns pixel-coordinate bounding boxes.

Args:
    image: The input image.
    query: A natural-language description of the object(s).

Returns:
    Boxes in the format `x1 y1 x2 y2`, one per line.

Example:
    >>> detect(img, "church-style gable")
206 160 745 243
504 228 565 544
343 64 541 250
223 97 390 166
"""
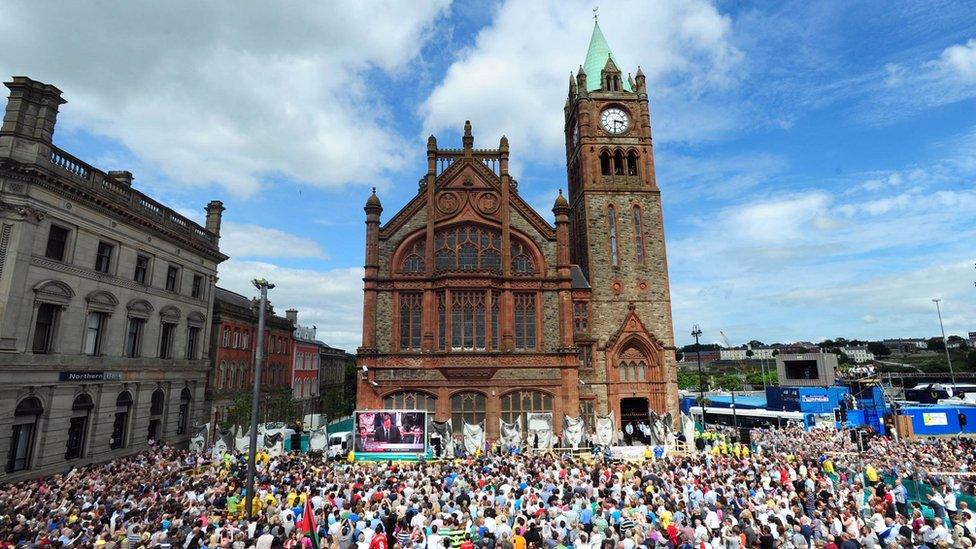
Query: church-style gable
358 20 677 441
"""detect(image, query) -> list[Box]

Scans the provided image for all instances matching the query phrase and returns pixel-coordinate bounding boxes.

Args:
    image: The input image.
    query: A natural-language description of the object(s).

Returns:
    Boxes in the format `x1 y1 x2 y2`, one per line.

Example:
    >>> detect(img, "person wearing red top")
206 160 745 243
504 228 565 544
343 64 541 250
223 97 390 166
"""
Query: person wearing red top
666 522 678 546
370 529 389 549
460 535 474 549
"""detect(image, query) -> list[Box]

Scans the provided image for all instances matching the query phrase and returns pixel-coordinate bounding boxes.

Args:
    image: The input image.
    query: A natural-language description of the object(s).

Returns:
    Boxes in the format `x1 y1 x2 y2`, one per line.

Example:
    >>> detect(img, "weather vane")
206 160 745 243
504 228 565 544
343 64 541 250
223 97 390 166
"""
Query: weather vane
593 6 599 21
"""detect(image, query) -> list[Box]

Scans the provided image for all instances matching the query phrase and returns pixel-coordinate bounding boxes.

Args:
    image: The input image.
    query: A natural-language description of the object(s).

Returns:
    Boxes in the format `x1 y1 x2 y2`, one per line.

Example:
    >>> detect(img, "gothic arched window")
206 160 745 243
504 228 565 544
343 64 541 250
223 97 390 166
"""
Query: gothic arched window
607 205 619 266
451 392 486 427
514 293 537 350
399 292 423 351
433 226 501 273
510 240 536 275
633 205 646 264
600 151 611 176
452 291 487 350
627 150 639 176
400 239 425 274
614 149 625 175
500 390 553 427
384 391 437 413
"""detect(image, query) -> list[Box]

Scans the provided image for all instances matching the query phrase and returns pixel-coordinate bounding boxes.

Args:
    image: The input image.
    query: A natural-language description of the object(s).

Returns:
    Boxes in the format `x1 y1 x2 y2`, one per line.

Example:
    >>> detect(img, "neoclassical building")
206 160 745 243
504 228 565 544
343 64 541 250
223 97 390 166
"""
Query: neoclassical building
0 77 226 480
357 24 678 439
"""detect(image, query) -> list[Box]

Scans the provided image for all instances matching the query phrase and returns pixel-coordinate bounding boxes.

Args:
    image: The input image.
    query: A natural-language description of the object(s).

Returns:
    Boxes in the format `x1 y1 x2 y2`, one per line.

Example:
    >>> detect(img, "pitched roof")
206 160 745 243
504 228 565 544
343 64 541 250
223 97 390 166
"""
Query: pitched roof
215 286 252 309
570 264 591 289
582 22 632 93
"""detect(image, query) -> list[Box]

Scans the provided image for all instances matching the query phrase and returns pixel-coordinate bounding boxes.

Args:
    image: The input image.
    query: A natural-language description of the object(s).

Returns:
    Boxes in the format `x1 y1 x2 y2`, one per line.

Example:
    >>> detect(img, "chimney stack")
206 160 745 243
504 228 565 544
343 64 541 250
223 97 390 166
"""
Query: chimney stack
205 200 225 237
285 309 298 325
108 170 134 187
2 77 65 144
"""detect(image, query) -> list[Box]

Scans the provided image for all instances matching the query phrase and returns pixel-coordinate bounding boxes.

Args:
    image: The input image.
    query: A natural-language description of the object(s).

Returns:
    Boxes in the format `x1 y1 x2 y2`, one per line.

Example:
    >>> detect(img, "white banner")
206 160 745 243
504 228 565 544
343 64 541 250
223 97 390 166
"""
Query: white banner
188 422 210 453
500 418 522 449
563 416 584 450
431 419 453 458
526 412 554 450
649 411 675 447
212 428 234 462
462 421 484 455
595 411 615 446
680 413 696 447
309 427 329 451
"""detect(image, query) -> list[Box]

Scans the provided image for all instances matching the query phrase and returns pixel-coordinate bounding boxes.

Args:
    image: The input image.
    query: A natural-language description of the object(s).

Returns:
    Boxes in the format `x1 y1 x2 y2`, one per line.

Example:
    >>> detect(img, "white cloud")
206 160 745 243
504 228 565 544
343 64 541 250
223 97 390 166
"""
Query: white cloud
0 0 450 196
933 38 976 83
860 38 976 124
420 0 740 166
658 151 790 202
219 222 326 260
217 261 364 352
668 127 976 345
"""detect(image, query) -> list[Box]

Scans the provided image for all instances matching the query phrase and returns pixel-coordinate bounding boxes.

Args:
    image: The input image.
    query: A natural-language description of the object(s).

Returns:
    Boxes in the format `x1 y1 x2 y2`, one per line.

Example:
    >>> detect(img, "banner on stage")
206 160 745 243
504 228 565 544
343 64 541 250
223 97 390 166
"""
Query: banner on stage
526 412 553 449
463 421 485 455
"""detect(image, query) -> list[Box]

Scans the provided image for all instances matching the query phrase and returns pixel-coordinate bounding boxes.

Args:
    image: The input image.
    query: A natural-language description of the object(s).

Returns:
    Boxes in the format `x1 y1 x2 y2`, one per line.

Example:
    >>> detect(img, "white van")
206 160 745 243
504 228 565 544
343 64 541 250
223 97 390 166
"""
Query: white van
328 431 353 458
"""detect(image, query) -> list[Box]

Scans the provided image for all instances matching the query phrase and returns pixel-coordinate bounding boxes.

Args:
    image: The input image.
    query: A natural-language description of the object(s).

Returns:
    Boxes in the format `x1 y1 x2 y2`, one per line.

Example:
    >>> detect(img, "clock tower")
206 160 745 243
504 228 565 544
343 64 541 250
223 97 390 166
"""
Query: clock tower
565 21 678 421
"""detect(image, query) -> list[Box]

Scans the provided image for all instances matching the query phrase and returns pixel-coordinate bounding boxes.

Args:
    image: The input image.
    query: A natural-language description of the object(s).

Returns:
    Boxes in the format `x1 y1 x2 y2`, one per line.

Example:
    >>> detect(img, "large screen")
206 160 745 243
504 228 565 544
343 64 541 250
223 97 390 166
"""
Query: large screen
784 359 819 380
354 410 427 454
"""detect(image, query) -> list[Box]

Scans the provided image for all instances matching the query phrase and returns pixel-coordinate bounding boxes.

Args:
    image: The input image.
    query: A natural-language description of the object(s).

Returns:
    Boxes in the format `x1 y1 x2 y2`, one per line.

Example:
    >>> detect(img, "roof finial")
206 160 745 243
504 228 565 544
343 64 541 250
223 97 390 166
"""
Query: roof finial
593 6 598 22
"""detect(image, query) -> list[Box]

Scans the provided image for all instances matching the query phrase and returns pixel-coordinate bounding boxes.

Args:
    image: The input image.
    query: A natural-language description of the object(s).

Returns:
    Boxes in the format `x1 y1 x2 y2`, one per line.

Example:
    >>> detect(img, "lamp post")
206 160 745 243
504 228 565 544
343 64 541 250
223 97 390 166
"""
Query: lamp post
245 278 274 520
692 325 706 433
933 298 956 386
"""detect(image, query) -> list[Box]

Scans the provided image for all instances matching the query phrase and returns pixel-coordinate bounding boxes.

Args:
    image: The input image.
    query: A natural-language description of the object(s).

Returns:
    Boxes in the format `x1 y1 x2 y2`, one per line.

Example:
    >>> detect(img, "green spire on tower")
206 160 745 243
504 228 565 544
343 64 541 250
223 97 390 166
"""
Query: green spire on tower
582 21 632 93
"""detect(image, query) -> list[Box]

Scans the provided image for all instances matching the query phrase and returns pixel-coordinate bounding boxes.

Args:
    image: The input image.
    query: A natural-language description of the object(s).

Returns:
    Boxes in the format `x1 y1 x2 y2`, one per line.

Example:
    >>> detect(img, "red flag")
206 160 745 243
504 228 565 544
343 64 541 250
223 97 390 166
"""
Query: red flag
298 495 319 549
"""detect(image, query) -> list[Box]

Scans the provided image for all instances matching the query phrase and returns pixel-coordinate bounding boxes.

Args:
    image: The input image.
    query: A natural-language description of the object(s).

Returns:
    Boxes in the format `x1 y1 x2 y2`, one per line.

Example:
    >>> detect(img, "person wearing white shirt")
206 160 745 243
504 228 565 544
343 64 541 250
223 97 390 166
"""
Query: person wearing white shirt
426 526 444 549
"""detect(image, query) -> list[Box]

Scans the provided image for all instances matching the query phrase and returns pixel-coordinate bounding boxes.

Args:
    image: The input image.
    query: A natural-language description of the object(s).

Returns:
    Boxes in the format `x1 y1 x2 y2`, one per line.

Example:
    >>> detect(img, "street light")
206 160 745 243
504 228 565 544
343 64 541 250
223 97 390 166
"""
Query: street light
932 298 956 387
245 278 275 520
692 325 707 433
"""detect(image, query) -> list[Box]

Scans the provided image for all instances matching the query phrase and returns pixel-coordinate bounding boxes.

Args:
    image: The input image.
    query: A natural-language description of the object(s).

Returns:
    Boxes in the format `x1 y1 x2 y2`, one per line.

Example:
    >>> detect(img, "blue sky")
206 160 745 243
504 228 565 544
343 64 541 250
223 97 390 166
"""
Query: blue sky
2 0 974 351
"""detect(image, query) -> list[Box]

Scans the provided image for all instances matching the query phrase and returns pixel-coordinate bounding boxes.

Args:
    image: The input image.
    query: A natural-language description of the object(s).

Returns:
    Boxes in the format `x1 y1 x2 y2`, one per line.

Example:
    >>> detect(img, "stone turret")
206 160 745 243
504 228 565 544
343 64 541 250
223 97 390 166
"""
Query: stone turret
205 200 225 237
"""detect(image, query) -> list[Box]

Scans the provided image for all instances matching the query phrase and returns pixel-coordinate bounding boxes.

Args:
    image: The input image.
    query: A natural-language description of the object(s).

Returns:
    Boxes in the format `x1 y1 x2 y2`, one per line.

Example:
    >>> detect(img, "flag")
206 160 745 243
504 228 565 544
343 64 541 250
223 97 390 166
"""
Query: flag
298 494 319 549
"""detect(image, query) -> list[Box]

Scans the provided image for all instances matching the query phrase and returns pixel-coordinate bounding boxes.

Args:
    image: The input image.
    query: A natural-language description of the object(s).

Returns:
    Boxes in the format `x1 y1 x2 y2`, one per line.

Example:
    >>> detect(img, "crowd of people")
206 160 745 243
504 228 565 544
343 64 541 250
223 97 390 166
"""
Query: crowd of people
2 425 976 549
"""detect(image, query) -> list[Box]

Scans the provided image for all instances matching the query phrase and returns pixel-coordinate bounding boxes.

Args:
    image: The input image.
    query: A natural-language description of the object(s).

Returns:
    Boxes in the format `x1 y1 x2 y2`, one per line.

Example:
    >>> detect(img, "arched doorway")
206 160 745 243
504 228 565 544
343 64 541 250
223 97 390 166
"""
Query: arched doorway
148 389 165 442
65 393 93 460
177 388 192 436
8 397 43 472
111 391 132 449
620 397 649 444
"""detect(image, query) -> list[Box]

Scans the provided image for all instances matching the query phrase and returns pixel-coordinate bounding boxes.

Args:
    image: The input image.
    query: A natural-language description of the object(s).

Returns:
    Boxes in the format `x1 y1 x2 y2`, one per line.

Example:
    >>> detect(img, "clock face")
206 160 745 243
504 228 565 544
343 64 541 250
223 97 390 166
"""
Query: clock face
600 108 629 135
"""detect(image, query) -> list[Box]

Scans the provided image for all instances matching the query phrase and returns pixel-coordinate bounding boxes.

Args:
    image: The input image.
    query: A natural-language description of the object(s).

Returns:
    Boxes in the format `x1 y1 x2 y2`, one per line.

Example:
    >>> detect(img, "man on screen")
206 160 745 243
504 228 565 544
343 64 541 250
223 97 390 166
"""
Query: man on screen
375 413 402 444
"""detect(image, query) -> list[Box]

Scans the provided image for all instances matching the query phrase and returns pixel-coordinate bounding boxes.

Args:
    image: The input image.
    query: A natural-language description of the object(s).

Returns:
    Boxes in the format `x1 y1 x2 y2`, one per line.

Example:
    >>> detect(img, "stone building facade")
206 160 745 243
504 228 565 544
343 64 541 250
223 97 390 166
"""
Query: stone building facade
206 287 295 428
0 77 226 480
318 343 349 417
357 24 678 438
288 310 320 418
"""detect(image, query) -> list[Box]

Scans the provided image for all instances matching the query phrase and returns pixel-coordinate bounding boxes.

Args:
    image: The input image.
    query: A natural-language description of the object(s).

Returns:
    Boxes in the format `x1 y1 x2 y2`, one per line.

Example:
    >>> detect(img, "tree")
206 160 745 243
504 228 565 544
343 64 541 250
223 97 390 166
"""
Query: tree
675 350 684 362
967 350 976 370
745 349 754 359
681 343 721 353
747 340 766 348
867 341 891 357
928 337 946 351
746 371 777 387
222 388 303 431
715 374 743 391
677 370 699 389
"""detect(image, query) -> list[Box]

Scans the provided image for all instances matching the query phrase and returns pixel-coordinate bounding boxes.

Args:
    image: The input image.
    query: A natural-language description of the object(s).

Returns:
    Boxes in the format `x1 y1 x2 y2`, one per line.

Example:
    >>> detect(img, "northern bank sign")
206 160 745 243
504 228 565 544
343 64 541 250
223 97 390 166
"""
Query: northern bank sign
58 371 122 382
